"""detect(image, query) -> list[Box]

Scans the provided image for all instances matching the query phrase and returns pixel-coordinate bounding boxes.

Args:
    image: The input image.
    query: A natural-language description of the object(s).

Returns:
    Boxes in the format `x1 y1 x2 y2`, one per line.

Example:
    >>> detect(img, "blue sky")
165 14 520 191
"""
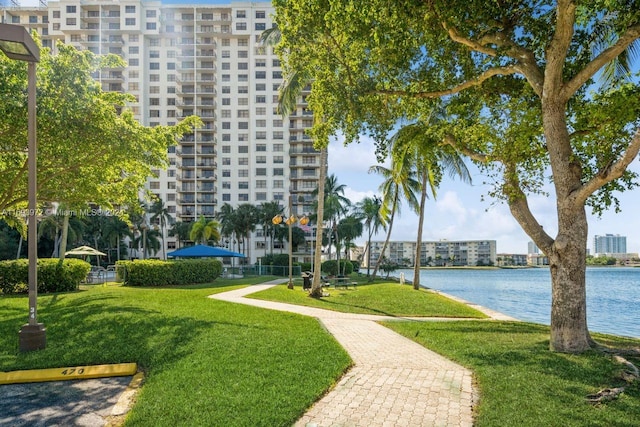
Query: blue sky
328 135 640 254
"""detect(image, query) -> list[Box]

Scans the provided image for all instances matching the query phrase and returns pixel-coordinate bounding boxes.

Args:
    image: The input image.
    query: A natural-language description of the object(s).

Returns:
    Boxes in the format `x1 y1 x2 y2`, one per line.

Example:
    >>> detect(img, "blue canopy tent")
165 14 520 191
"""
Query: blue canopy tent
167 244 246 258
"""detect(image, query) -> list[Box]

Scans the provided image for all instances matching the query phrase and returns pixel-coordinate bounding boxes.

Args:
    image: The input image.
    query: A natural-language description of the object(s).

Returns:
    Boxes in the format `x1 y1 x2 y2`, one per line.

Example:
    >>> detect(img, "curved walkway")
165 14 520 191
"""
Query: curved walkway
211 280 518 427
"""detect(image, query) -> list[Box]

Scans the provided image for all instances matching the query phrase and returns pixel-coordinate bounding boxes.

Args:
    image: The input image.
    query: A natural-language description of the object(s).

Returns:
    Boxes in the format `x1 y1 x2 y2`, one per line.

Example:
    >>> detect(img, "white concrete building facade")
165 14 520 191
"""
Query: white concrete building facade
364 239 497 268
2 0 322 263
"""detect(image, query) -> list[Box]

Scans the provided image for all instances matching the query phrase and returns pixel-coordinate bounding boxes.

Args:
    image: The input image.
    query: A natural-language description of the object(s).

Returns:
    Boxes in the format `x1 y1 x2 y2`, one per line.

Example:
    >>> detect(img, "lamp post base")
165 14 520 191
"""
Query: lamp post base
19 323 46 352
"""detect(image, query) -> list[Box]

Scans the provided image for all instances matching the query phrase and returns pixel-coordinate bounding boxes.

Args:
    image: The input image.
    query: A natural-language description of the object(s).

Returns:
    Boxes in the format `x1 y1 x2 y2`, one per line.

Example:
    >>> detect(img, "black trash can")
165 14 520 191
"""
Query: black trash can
302 273 311 290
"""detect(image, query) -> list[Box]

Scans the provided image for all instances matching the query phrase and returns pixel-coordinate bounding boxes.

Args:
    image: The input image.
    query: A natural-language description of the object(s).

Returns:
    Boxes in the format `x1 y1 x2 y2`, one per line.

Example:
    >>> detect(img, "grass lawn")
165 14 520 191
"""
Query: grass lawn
0 277 351 426
385 320 640 427
2 276 638 426
249 279 488 318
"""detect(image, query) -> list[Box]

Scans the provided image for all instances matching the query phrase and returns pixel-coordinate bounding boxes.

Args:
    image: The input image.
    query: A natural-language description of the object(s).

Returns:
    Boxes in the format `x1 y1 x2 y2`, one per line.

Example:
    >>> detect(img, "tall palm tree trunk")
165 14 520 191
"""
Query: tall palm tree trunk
413 174 428 290
310 148 327 297
371 195 398 281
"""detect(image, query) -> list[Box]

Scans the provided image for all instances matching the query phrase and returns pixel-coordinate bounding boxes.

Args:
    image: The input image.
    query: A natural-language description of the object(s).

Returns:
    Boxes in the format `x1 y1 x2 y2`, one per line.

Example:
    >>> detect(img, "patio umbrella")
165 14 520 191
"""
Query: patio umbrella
65 245 106 266
65 246 107 256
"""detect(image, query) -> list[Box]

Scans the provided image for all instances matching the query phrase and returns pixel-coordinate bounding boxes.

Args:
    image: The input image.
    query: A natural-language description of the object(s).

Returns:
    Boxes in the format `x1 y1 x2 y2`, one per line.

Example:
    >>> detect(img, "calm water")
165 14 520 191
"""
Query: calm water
397 267 640 339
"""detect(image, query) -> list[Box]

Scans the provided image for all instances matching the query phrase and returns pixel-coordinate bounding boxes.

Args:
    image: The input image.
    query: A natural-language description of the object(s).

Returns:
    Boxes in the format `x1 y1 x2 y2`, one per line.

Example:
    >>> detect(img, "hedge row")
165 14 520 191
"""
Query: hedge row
0 258 91 295
117 259 223 286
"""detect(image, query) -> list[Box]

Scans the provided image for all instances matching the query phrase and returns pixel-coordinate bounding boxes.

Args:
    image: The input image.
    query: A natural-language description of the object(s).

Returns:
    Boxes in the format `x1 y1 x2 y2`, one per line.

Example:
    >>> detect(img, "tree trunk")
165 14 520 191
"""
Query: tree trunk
372 195 398 281
310 148 327 297
413 175 428 290
58 213 70 260
547 203 592 352
523 100 593 353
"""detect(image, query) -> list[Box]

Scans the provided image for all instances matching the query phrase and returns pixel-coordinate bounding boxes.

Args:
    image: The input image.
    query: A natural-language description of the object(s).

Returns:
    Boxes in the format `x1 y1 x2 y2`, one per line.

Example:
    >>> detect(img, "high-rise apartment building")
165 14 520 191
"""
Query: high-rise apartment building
593 234 627 255
2 0 323 263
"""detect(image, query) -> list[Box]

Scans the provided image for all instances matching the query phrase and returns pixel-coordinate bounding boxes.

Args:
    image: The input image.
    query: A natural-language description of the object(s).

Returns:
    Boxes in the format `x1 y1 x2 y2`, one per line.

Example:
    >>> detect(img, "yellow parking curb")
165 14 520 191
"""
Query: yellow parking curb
0 363 137 385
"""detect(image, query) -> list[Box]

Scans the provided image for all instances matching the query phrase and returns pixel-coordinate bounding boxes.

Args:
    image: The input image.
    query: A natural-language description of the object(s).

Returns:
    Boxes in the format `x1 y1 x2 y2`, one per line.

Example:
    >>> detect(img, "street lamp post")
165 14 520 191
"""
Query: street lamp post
272 196 309 289
0 23 44 352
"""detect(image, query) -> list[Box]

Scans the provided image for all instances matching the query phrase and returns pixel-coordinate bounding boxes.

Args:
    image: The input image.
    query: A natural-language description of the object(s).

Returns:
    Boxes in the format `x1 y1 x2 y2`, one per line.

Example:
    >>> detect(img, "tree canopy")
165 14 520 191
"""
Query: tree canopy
274 0 640 353
0 41 200 220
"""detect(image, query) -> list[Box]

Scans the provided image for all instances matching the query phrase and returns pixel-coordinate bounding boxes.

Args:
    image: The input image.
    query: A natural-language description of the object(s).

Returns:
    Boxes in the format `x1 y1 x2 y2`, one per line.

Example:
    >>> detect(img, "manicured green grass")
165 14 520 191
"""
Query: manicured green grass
384 320 640 427
249 280 488 318
0 278 350 426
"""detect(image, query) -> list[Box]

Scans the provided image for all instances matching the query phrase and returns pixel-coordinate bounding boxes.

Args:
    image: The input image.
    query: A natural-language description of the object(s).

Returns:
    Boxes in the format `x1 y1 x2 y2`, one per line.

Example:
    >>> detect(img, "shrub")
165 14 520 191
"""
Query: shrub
321 260 338 276
350 260 360 273
0 258 91 294
117 259 222 286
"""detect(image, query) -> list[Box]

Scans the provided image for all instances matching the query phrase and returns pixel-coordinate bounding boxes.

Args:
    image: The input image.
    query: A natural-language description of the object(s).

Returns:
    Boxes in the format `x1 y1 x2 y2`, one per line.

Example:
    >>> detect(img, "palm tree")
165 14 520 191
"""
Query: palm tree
259 201 284 255
355 196 385 278
190 215 221 245
168 221 191 248
368 159 420 281
233 204 259 262
149 198 174 260
391 118 471 290
337 213 364 270
102 216 130 262
260 24 327 296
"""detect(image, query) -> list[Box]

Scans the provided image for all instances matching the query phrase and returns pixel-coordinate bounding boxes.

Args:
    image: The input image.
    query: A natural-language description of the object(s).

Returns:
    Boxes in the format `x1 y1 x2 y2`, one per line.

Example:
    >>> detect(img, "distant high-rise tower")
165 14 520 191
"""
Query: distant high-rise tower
593 234 627 255
527 241 540 254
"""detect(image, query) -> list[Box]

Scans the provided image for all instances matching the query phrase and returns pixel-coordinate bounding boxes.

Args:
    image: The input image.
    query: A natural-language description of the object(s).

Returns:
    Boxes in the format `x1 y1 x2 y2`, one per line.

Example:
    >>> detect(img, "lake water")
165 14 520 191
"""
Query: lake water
396 267 640 339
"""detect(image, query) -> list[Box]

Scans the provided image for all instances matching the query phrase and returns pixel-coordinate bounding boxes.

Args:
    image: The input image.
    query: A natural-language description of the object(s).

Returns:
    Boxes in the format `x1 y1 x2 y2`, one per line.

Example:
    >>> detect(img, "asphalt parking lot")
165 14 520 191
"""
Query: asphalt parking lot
0 376 134 427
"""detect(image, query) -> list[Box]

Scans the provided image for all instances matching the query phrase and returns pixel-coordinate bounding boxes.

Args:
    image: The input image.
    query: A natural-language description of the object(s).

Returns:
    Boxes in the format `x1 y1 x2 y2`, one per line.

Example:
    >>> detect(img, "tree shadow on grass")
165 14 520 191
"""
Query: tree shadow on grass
0 290 252 374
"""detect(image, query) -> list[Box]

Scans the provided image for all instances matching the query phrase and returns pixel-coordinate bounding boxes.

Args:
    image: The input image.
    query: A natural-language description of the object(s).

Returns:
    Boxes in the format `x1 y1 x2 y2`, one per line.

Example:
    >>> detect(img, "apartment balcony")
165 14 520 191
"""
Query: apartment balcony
176 101 195 108
175 147 195 156
289 147 320 155
199 49 216 58
100 72 124 82
177 162 196 169
198 124 216 132
197 148 217 155
177 49 195 59
196 160 217 167
197 174 217 182
197 197 217 204
198 86 216 95
176 174 196 181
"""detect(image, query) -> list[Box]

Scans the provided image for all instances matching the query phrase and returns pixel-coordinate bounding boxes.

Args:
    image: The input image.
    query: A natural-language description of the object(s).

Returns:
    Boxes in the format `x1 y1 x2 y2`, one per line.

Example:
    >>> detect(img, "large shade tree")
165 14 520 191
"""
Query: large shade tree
274 1 640 353
0 42 200 222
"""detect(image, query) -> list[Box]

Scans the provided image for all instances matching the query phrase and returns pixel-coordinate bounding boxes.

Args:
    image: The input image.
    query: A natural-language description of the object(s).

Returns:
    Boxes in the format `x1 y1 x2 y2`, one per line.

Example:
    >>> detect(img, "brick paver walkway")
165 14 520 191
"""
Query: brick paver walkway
211 281 517 427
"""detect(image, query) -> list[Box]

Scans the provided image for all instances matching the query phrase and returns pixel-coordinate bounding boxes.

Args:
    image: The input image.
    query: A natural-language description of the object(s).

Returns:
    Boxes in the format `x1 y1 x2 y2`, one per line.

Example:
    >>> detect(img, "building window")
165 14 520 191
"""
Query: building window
256 96 266 103
273 131 284 140
66 5 76 13
273 144 284 152
238 194 249 202
238 169 249 177
147 22 157 30
256 11 266 19
238 181 249 189
146 10 157 18
255 23 266 31
273 168 284 176
256 144 267 152
256 131 267 139
255 71 266 79
126 5 136 13
222 194 231 201
238 146 249 153
256 120 266 128
256 180 267 188
256 156 267 164
222 170 231 177
236 22 247 30
66 18 77 26
150 62 160 70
